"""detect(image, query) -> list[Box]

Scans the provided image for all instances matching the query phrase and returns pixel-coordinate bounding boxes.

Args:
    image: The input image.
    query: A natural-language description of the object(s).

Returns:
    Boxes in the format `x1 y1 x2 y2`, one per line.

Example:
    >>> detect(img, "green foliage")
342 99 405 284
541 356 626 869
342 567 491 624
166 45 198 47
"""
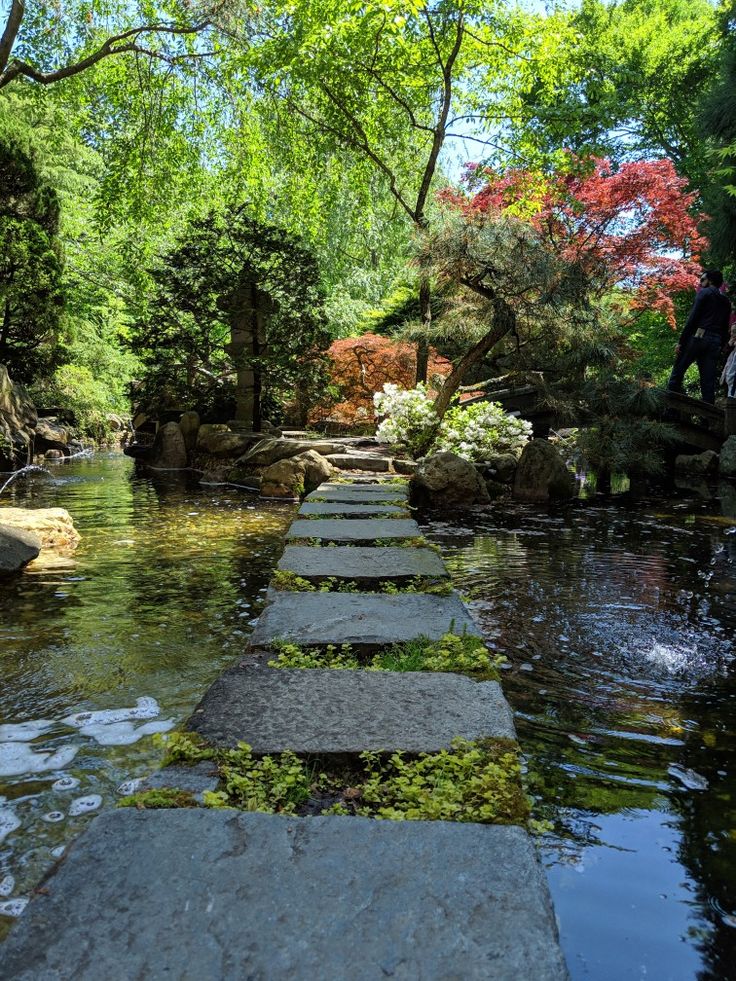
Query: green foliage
132 206 332 424
268 641 361 671
269 632 504 679
157 731 216 767
118 788 198 810
0 131 64 382
335 739 529 825
203 743 311 815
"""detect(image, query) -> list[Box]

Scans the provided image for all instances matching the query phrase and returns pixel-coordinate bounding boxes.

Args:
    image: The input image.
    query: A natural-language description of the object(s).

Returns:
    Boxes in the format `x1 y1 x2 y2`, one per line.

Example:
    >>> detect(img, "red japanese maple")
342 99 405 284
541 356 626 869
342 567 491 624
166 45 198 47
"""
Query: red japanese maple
442 156 707 328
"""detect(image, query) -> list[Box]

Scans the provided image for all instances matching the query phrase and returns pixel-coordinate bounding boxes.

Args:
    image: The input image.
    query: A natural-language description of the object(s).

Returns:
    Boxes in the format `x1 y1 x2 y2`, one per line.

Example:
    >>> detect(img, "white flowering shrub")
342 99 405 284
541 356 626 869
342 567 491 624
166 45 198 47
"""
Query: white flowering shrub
374 383 532 462
434 402 532 461
373 383 439 456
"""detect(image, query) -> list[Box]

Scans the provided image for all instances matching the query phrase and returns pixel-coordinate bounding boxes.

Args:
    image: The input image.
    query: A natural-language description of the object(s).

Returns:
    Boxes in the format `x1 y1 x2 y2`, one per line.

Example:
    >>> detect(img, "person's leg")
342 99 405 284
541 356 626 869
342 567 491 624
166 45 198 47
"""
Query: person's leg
667 339 698 392
696 338 721 404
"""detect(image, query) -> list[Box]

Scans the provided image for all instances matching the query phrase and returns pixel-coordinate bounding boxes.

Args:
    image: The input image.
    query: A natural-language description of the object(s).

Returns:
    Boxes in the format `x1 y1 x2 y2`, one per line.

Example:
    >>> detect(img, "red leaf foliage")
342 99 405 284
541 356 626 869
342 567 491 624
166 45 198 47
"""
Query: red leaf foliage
309 334 451 426
440 156 707 328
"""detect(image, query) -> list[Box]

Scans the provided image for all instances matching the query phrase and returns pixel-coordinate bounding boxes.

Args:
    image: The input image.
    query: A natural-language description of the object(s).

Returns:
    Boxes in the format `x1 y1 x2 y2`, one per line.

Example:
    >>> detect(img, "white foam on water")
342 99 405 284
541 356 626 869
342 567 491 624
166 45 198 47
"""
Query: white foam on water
0 874 14 897
68 795 102 817
62 696 161 730
75 718 174 747
51 776 80 792
0 898 29 918
0 809 20 844
640 640 699 675
0 742 80 778
42 811 65 823
0 721 55 742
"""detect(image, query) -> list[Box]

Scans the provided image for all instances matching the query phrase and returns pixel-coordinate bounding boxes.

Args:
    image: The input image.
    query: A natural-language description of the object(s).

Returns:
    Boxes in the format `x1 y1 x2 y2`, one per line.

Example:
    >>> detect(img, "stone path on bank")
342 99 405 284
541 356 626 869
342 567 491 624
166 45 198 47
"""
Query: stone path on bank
0 476 568 980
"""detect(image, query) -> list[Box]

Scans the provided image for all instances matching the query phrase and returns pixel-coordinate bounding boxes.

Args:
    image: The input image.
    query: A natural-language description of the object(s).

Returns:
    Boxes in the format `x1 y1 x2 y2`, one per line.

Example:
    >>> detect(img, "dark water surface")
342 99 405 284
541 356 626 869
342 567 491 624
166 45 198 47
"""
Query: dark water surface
421 488 736 981
0 453 293 936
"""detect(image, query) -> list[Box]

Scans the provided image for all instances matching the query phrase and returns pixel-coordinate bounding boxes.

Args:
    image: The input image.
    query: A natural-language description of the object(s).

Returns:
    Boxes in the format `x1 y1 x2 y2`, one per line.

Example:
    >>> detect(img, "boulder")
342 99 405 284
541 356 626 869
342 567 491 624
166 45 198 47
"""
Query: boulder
150 423 187 470
0 364 37 470
45 449 64 461
394 459 418 475
34 418 69 455
412 452 490 507
236 437 347 471
179 412 200 455
675 450 719 476
260 457 307 499
0 507 80 551
294 450 337 493
0 525 41 575
199 430 261 458
513 440 575 502
195 424 229 453
719 437 736 479
485 453 518 484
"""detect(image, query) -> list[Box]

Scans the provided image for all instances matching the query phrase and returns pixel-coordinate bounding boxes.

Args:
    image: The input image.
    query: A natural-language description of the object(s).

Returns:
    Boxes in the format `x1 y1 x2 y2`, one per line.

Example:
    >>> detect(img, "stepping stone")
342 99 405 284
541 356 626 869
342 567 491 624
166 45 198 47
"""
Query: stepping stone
326 453 391 472
189 666 513 751
0 810 568 980
306 486 408 503
278 546 448 581
250 591 478 651
287 518 420 542
298 502 409 518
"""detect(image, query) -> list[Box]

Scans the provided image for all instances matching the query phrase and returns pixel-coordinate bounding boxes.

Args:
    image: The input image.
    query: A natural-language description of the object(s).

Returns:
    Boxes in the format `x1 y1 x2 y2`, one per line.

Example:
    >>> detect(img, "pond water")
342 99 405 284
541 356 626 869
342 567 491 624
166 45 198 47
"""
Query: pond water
1 454 735 978
420 488 736 981
0 453 294 937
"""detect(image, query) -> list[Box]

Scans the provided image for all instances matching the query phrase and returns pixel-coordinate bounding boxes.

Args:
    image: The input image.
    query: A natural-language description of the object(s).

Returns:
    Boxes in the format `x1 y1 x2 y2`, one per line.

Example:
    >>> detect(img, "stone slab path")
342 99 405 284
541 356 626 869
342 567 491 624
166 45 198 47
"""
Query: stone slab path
278 544 448 581
189 666 515 752
0 810 568 981
298 501 409 517
287 517 420 541
250 591 479 649
0 474 567 979
306 486 408 503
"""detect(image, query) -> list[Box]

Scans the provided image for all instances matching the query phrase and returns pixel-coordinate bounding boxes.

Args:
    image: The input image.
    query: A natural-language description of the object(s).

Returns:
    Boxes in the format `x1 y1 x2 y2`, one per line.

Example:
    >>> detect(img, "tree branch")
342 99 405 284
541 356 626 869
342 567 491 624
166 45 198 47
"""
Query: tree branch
0 0 24 77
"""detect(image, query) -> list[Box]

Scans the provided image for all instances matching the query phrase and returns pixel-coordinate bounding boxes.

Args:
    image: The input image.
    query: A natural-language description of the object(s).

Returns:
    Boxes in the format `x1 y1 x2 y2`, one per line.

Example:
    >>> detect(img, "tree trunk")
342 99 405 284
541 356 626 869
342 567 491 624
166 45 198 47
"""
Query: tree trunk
433 302 516 420
225 279 265 431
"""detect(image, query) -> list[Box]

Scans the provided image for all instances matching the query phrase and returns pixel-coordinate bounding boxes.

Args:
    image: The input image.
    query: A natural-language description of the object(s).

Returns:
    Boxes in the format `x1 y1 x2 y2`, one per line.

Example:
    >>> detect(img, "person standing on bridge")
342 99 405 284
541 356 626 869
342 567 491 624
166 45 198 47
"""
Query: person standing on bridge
667 270 732 404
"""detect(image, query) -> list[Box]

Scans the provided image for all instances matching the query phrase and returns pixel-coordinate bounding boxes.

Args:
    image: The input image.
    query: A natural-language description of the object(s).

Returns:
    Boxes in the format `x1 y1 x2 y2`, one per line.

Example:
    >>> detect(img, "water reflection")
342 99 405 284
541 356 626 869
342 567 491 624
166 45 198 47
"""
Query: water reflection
0 454 293 938
422 493 736 981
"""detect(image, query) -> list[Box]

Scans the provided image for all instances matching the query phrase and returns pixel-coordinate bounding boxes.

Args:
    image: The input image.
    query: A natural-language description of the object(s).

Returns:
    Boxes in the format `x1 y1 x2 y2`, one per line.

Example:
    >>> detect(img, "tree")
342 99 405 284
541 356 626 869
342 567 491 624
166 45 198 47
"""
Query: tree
0 0 230 91
0 131 63 381
133 207 332 429
423 155 705 416
247 0 525 383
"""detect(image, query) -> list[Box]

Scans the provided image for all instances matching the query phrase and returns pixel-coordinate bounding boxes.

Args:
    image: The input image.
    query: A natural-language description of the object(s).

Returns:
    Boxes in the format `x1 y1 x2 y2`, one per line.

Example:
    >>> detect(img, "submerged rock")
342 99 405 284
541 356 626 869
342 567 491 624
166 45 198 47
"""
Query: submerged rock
0 507 80 551
412 452 490 507
0 525 41 574
512 440 575 502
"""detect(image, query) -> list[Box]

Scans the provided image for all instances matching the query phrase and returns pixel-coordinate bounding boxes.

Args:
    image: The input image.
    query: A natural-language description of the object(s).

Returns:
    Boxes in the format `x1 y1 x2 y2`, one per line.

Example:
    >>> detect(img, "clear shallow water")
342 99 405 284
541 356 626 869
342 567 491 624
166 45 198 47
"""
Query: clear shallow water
0 453 294 937
422 490 736 981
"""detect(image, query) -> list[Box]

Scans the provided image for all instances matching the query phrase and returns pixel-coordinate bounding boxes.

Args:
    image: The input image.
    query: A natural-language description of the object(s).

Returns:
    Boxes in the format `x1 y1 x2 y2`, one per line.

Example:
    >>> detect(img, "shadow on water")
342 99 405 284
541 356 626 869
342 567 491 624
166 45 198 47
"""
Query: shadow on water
421 486 736 981
0 453 294 936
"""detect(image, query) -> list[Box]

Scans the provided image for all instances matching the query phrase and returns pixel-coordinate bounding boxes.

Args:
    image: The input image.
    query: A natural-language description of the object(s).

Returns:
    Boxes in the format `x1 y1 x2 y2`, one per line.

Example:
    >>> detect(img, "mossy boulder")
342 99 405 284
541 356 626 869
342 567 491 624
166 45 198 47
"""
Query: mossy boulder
512 440 575 502
412 452 490 507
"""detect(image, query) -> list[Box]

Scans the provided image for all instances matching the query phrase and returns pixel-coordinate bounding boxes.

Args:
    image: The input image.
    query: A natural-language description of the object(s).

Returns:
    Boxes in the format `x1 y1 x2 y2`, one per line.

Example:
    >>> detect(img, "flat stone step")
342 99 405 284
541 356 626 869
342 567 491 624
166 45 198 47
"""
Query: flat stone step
189 666 513 752
326 453 391 472
250 591 478 651
278 545 448 581
305 486 408 503
298 502 410 518
0 809 568 981
287 518 420 542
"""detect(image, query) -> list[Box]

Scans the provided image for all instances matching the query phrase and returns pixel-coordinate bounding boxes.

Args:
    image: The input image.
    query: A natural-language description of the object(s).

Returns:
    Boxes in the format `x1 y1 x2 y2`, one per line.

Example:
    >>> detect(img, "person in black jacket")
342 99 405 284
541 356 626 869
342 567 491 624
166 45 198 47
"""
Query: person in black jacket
667 269 733 404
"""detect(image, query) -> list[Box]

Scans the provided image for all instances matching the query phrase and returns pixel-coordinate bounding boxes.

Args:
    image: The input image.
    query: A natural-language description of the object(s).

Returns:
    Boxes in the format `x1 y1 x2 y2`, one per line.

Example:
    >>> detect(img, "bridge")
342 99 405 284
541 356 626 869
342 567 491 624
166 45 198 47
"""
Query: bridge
464 385 736 455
